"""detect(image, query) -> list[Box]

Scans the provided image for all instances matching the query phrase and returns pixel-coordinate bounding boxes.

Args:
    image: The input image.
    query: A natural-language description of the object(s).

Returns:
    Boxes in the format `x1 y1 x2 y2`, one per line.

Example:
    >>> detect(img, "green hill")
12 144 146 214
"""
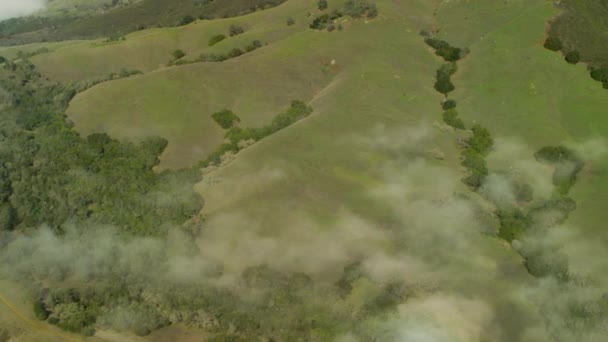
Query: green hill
1 0 608 341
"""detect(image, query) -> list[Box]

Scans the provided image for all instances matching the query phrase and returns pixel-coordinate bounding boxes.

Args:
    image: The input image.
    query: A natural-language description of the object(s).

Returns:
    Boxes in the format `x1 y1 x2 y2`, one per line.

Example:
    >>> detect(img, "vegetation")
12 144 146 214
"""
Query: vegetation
318 0 329 11
208 34 227 46
441 99 456 110
202 101 313 167
461 125 493 189
310 11 343 30
343 0 378 19
229 24 245 37
534 146 584 194
0 60 202 236
172 40 263 66
212 109 241 129
179 15 196 26
172 49 186 60
589 66 608 89
442 108 465 129
425 38 463 62
565 50 580 64
287 17 295 26
434 62 457 95
0 0 288 45
543 36 563 52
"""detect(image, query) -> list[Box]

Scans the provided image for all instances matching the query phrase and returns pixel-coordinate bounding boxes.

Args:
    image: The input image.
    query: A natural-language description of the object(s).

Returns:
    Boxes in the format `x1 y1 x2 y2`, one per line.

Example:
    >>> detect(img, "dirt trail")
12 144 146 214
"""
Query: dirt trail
0 291 83 342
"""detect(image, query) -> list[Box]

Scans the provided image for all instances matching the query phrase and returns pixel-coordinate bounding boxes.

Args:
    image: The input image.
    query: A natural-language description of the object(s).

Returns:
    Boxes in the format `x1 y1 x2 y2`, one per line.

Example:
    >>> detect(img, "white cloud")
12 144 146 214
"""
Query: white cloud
0 0 45 20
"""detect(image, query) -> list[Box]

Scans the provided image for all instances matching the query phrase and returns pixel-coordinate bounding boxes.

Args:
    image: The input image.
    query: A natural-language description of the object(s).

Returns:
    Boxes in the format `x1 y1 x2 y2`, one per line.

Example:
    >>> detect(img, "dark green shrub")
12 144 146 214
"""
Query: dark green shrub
544 36 562 51
318 0 328 10
179 15 195 26
33 297 49 320
212 109 241 129
0 56 5 64
287 17 295 26
442 99 456 110
310 11 343 30
208 34 226 46
229 24 245 36
565 50 580 64
434 74 455 94
172 49 185 60
227 48 244 58
468 125 493 155
442 109 465 129
245 40 263 52
497 208 528 242
344 0 377 19
425 38 462 61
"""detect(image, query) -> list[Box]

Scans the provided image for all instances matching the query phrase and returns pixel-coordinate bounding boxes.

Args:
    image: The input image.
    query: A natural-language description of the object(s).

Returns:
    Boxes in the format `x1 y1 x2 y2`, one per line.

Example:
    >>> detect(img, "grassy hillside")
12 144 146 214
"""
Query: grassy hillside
0 0 286 45
30 0 310 82
2 0 608 340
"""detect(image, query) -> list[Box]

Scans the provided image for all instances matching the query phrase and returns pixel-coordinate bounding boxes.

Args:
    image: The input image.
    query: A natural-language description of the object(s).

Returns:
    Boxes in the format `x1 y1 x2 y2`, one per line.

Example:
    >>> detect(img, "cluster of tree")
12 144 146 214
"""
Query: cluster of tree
461 125 493 189
310 0 377 30
424 37 464 62
434 62 457 95
229 24 245 37
544 36 563 52
170 40 263 66
201 100 313 167
343 0 378 19
0 0 286 46
442 108 465 129
310 11 343 30
211 109 241 129
318 0 329 11
208 34 226 46
589 66 608 89
103 34 127 43
14 48 50 60
534 146 584 195
0 60 202 236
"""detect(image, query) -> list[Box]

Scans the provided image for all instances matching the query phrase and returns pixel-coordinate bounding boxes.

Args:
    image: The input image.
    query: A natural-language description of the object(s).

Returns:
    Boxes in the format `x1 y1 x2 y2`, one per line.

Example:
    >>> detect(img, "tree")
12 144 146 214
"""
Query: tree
172 49 185 60
179 15 195 26
212 109 241 129
0 56 6 64
208 34 226 46
434 75 455 94
318 0 328 10
565 50 580 64
229 24 244 36
442 99 456 110
442 109 465 129
286 17 295 26
544 36 562 51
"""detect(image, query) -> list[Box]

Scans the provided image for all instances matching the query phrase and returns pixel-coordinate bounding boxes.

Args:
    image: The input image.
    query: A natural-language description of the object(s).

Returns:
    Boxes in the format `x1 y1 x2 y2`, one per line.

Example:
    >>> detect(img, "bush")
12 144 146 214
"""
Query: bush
344 0 377 19
172 49 185 60
229 24 244 36
208 34 226 46
33 297 49 320
0 56 5 64
544 36 562 51
212 109 241 129
310 11 343 30
179 15 195 26
227 48 244 58
287 17 295 26
245 40 263 52
425 38 462 61
434 72 455 95
497 208 528 242
442 99 456 110
442 109 465 129
318 0 328 10
565 50 580 64
468 124 493 155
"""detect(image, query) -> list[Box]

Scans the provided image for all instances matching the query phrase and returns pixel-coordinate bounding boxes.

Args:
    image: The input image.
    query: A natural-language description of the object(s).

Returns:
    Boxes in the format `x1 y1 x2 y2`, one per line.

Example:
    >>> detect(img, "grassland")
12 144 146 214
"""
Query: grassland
3 0 608 339
438 0 608 267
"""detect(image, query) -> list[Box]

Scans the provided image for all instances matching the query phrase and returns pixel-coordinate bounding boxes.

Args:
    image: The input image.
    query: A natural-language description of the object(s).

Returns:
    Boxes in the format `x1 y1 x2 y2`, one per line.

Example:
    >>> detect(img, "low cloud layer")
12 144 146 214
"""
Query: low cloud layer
0 0 45 20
